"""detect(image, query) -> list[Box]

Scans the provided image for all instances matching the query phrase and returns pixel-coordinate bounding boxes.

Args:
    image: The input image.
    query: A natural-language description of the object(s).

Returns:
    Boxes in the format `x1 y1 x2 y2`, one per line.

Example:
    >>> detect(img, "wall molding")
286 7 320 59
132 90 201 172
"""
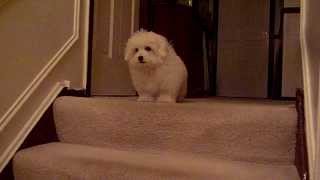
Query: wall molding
0 0 81 132
108 0 115 59
0 81 69 172
300 0 315 179
82 0 91 90
316 83 320 179
130 0 136 34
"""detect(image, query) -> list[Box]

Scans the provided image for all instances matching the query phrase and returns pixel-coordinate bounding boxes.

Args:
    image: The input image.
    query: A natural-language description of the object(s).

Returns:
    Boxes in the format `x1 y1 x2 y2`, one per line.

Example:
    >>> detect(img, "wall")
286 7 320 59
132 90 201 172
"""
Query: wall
300 0 320 179
282 13 303 97
0 0 89 171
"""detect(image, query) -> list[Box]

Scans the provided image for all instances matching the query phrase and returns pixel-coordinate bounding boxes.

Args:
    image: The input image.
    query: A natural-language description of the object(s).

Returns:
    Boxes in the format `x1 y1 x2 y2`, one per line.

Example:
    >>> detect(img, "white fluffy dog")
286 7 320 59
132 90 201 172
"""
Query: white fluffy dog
125 31 188 103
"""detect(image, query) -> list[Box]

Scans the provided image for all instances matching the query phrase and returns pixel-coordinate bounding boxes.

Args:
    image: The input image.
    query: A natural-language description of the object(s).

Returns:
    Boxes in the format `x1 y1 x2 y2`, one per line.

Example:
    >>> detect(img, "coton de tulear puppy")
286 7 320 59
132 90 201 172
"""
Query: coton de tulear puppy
125 31 188 103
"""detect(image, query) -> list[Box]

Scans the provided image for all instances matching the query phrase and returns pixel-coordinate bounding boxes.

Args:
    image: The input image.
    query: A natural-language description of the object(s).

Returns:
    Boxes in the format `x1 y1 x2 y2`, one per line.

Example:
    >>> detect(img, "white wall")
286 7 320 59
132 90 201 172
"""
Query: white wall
300 0 320 179
282 13 303 97
0 0 89 171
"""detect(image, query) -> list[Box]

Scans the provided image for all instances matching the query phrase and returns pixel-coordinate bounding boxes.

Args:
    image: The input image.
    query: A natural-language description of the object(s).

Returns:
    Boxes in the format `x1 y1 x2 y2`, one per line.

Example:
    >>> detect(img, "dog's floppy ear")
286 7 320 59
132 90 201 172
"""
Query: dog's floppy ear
158 36 169 58
124 43 133 61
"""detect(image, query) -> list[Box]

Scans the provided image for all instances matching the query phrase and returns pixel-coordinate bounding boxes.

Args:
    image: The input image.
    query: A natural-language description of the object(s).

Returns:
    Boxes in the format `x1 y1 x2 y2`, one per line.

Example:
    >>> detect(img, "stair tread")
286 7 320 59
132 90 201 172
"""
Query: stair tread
53 96 297 164
14 143 299 180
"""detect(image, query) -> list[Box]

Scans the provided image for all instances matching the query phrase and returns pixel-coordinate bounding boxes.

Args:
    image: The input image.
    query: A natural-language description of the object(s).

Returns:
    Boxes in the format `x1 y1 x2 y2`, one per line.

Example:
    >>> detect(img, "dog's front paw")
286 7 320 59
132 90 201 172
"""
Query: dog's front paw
157 95 176 103
137 96 155 102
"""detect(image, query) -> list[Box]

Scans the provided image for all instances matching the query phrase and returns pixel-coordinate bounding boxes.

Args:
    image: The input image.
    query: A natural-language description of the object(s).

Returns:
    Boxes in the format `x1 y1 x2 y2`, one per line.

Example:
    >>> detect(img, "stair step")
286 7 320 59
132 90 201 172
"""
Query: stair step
13 143 299 180
53 96 297 164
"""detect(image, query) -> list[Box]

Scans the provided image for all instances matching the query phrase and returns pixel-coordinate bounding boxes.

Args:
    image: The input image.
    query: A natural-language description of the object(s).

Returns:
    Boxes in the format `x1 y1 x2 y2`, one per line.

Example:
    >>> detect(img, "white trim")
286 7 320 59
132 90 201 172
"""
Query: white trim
130 0 135 34
82 0 91 89
0 0 81 132
315 72 320 180
0 81 69 172
300 1 316 179
301 41 316 179
108 0 115 59
315 39 320 179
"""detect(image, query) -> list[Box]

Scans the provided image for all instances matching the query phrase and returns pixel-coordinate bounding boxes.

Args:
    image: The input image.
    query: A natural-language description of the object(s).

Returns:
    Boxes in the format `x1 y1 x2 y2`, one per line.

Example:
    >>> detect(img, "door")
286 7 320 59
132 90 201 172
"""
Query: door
91 0 139 95
216 0 270 98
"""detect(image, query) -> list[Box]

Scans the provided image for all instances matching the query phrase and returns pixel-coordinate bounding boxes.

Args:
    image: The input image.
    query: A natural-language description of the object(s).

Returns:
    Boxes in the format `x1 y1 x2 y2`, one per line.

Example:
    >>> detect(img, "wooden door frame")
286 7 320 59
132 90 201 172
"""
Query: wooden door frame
268 0 301 100
268 0 281 99
86 0 95 97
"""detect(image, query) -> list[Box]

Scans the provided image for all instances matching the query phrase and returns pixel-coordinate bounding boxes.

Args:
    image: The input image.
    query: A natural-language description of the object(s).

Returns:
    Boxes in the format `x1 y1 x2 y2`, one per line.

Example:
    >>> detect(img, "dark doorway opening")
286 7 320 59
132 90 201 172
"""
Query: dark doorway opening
139 0 301 99
268 0 302 99
140 0 273 98
139 0 219 97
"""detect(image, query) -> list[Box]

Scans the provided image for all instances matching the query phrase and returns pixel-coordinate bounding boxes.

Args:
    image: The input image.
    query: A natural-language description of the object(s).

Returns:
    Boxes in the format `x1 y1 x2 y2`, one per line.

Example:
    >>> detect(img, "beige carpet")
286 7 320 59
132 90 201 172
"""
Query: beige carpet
13 96 299 180
14 143 299 180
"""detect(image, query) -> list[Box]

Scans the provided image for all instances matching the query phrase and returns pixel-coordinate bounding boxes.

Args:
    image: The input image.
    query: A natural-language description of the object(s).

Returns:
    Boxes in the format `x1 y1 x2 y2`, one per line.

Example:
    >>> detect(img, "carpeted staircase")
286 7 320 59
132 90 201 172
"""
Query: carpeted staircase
13 96 300 180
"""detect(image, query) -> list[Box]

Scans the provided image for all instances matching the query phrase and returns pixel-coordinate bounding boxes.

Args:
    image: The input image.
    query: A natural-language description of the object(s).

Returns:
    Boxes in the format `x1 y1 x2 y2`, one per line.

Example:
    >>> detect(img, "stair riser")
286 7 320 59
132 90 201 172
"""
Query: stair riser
54 98 296 164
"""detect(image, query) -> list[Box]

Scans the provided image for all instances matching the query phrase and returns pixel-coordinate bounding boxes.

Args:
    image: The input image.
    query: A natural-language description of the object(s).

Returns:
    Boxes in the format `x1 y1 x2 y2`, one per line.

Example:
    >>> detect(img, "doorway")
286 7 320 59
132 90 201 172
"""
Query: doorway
140 0 270 98
140 0 218 97
89 0 302 99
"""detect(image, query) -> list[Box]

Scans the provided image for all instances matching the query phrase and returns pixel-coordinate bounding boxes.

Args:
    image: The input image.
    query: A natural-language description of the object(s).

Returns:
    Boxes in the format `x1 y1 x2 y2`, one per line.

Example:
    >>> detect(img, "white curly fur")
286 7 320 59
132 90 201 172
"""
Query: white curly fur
125 31 188 103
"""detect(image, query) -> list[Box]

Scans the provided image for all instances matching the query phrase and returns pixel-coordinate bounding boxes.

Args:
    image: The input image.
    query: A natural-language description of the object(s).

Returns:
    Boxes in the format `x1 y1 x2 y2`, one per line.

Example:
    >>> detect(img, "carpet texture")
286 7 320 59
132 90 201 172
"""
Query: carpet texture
13 96 299 179
54 97 296 164
13 143 299 180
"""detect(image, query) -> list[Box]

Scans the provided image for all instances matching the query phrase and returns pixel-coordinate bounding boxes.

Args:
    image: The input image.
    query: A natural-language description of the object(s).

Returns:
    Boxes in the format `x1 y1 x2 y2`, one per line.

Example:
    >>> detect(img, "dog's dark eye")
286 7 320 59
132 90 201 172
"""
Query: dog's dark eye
135 48 139 52
145 46 152 51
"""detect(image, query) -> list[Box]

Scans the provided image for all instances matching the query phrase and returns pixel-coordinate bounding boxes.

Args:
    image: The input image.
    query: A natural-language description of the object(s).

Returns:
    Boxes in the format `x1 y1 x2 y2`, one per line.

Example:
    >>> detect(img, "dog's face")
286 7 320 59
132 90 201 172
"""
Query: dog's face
124 31 169 68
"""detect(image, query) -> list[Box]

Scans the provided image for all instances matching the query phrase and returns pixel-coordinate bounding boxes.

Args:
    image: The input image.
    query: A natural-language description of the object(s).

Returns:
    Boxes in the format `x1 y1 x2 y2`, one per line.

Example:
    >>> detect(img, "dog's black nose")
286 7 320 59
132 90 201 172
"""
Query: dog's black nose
138 56 144 62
